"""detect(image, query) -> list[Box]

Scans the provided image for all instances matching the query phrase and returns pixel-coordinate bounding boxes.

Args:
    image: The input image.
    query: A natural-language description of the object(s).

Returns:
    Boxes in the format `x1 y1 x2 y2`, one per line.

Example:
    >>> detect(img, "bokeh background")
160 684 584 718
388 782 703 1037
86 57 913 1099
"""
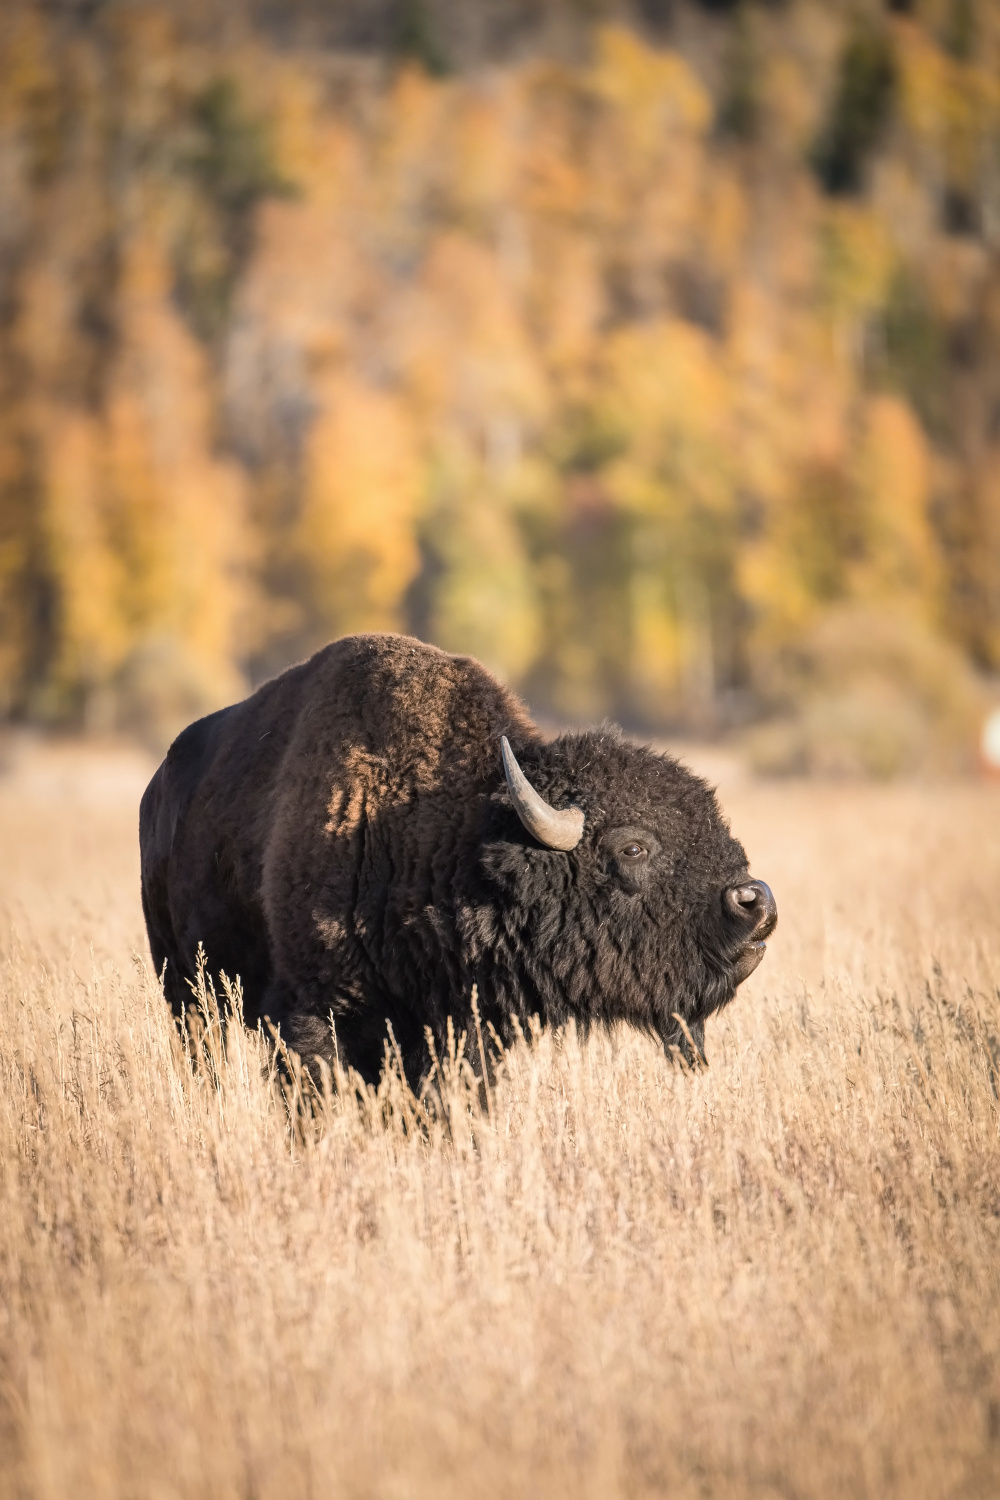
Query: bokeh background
2 0 999 774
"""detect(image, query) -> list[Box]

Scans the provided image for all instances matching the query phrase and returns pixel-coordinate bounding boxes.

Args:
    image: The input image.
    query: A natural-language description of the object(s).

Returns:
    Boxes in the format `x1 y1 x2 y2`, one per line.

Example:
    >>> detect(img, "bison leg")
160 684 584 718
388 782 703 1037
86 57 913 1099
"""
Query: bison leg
140 872 194 1021
279 991 427 1088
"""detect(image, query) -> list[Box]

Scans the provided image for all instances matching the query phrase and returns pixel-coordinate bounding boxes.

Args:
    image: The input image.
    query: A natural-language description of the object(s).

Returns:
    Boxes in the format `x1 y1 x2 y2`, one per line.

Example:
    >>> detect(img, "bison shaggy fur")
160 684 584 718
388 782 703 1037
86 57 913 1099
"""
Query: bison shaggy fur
140 634 776 1080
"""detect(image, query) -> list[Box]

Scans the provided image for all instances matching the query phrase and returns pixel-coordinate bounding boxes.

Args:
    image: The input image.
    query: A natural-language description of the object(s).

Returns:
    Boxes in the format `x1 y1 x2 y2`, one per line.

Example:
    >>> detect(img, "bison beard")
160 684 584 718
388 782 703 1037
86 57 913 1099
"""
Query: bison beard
140 634 776 1082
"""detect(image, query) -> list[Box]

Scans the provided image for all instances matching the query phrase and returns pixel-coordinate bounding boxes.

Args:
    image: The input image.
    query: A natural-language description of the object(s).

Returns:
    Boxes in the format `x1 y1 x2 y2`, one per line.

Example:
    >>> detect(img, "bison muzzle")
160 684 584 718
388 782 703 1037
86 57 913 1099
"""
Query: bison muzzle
139 634 776 1080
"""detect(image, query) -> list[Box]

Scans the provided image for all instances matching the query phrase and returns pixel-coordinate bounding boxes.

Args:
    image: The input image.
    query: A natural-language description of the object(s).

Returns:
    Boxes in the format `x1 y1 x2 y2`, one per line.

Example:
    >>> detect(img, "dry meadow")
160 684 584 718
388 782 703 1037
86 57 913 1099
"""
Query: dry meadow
1 739 999 1499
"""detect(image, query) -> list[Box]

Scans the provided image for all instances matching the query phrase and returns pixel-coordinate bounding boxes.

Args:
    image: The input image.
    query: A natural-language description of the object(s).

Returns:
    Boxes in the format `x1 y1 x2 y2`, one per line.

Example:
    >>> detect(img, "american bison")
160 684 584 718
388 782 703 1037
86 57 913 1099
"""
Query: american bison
140 633 776 1080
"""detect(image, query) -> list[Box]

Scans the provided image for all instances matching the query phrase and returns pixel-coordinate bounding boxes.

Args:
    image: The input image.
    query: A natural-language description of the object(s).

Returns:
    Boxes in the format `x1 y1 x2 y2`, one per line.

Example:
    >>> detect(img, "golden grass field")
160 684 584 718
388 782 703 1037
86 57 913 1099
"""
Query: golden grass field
1 738 999 1499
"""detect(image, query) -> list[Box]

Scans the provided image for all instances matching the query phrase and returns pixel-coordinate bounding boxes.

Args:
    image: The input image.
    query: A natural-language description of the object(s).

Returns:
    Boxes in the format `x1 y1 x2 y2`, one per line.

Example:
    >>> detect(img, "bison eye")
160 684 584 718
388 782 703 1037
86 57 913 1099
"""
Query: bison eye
620 841 648 863
601 826 658 886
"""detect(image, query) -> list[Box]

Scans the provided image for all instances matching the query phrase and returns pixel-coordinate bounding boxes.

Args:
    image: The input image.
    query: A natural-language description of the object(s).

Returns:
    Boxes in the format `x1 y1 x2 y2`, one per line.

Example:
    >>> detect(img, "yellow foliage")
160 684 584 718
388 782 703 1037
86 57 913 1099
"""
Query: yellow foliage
43 411 130 690
896 20 1000 196
591 26 712 145
402 232 547 431
0 8 57 132
1 6 998 746
855 395 936 606
702 166 749 279
299 375 423 636
818 203 895 336
427 487 541 683
602 320 733 522
107 238 247 675
445 87 518 229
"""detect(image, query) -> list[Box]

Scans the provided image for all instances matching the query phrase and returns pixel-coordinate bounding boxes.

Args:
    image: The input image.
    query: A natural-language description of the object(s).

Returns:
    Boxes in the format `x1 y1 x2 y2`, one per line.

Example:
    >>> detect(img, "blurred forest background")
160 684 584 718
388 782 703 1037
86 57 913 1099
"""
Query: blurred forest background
1 0 999 772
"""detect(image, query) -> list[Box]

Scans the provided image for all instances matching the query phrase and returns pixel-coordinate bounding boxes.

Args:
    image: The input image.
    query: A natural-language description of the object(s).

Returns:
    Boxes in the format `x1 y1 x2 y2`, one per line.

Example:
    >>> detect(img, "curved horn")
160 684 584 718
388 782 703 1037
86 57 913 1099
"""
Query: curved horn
500 736 584 852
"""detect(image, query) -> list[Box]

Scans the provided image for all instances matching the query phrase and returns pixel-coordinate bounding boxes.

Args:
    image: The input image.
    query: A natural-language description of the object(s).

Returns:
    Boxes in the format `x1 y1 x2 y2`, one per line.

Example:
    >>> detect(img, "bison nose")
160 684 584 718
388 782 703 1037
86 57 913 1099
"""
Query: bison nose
723 879 777 940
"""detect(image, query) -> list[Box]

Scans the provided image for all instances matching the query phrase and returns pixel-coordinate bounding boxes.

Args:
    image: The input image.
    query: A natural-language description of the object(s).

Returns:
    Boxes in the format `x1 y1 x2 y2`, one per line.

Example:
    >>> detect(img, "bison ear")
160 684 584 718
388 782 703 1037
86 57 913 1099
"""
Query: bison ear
500 736 584 852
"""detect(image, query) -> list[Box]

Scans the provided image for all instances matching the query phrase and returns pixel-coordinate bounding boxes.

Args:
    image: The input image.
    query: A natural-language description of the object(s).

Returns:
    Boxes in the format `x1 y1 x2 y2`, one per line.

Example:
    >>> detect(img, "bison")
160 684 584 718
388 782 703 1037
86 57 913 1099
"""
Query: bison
140 633 776 1080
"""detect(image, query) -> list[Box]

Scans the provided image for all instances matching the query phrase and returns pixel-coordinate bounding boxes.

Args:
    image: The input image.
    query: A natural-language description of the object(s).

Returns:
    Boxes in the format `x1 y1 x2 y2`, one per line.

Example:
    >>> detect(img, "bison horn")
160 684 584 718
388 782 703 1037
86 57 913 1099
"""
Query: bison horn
500 736 584 852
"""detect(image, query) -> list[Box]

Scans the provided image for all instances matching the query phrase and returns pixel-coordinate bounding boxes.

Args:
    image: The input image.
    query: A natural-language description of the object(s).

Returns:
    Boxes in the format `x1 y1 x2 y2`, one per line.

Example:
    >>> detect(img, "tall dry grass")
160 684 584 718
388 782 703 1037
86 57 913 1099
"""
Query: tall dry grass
1 741 999 1498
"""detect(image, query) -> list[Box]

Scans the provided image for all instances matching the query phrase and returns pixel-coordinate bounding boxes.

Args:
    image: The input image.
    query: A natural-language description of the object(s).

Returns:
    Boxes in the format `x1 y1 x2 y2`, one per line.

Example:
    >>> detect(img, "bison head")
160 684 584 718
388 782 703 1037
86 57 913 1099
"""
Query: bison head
471 727 776 1064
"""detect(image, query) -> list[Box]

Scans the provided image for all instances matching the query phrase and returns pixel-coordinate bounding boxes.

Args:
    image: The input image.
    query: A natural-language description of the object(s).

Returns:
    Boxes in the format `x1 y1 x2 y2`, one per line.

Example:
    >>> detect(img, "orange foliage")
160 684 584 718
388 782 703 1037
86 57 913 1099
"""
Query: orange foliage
299 375 422 638
1 2 999 745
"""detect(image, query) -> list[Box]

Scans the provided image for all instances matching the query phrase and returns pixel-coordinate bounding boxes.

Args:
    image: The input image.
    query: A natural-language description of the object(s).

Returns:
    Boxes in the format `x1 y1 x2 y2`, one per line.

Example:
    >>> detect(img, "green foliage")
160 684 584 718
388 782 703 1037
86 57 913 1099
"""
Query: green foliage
718 6 759 142
523 491 637 722
944 0 976 61
549 405 629 478
393 2 451 76
873 269 946 435
186 79 291 222
785 462 863 606
812 23 897 195
175 78 294 342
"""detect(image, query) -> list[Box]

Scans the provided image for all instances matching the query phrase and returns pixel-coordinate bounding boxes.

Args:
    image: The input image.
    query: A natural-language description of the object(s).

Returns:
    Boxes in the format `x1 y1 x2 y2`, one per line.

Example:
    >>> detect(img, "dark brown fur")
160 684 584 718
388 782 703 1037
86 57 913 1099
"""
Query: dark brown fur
140 634 774 1080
